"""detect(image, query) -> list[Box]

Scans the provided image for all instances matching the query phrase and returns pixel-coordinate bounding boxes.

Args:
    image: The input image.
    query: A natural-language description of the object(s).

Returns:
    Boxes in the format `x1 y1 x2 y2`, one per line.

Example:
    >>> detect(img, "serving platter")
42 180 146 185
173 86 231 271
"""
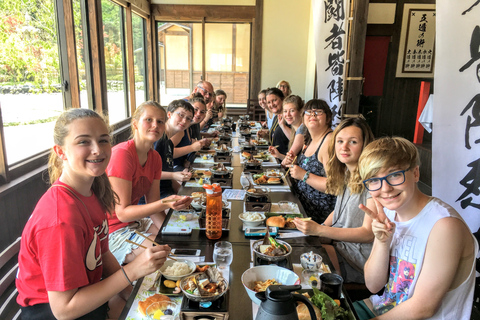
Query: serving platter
252 173 286 185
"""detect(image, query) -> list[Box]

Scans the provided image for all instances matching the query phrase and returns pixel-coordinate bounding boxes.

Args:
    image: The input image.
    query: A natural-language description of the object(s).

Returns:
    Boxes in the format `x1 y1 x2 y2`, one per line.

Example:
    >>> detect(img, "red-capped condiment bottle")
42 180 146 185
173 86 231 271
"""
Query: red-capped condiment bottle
203 183 223 240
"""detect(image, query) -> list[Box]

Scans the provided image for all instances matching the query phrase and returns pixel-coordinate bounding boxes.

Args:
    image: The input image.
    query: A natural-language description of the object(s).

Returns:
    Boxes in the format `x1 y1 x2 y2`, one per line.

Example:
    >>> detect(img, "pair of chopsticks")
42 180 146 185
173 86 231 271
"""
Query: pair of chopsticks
285 155 298 175
298 217 312 221
124 231 177 260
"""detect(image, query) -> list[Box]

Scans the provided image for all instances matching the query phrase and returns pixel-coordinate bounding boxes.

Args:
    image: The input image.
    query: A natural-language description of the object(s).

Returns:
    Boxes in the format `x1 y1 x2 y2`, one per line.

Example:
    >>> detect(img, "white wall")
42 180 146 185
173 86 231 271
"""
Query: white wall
261 0 314 100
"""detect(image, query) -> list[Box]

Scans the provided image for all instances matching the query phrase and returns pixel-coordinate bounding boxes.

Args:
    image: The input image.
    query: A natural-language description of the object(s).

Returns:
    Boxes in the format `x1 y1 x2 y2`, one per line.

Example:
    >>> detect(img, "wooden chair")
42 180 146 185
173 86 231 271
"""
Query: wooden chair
0 237 21 320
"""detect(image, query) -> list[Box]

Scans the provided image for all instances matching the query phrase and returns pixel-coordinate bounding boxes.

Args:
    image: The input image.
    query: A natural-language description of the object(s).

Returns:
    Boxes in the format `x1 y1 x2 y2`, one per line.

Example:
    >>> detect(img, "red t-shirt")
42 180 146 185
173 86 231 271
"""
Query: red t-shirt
106 140 162 233
16 181 109 307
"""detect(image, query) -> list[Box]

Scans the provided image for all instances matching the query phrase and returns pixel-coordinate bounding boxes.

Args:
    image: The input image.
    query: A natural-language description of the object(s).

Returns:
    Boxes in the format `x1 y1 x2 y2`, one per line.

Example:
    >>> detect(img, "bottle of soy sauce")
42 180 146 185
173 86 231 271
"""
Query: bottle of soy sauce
203 183 223 240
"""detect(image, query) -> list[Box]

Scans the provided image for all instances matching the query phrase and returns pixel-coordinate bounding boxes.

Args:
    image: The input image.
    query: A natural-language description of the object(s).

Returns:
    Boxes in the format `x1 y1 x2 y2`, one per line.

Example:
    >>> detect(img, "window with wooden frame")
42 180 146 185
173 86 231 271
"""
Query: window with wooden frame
0 0 154 185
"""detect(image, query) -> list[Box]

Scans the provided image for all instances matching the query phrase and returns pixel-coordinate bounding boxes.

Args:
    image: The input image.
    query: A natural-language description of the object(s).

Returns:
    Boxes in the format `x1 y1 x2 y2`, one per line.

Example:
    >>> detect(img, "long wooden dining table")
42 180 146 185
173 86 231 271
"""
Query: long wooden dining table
118 127 359 320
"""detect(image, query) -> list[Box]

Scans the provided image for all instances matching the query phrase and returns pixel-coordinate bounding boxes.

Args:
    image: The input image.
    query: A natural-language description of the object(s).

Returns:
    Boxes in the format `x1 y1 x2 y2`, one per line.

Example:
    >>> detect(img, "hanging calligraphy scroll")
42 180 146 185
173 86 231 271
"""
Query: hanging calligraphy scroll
396 4 436 78
434 1 480 232
313 0 350 126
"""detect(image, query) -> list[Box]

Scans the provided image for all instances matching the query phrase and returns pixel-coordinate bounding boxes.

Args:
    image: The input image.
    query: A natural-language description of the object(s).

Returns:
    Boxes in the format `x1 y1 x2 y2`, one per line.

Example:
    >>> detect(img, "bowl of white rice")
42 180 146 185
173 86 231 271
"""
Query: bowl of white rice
159 259 196 281
239 212 266 227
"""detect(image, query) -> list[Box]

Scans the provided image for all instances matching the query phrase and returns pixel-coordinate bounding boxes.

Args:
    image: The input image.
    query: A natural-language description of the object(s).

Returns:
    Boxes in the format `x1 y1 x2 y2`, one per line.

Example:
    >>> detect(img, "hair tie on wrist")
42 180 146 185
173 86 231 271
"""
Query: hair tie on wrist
121 266 134 286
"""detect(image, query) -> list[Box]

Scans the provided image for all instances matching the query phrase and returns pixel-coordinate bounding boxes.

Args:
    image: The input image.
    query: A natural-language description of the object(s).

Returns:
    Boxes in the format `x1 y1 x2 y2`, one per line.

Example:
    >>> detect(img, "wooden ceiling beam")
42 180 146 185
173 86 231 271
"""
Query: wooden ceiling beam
151 4 255 22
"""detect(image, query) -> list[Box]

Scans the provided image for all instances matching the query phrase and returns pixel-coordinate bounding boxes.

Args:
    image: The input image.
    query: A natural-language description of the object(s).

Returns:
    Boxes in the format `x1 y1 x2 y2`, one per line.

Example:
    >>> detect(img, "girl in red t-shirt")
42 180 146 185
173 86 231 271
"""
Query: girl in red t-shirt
17 109 171 319
107 101 192 265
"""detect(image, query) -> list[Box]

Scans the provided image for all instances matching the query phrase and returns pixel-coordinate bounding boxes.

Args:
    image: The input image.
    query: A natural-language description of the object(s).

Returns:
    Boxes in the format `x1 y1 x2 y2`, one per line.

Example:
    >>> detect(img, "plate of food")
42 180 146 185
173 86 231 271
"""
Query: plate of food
264 169 283 178
215 144 232 153
265 214 304 229
209 163 233 175
252 151 271 162
180 266 228 302
192 170 212 179
252 173 284 185
137 293 174 316
251 236 292 262
251 138 269 146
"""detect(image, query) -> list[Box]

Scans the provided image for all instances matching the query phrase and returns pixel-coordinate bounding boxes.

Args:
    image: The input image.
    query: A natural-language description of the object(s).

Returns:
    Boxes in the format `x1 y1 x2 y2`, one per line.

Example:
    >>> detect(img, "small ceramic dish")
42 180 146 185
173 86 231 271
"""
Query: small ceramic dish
300 251 323 271
239 212 266 227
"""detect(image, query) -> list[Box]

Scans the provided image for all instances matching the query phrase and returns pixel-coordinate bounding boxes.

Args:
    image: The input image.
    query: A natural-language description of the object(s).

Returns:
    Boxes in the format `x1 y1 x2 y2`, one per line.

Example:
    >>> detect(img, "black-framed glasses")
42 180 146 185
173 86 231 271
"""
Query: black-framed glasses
304 109 325 117
363 168 410 191
197 85 213 96
174 111 193 122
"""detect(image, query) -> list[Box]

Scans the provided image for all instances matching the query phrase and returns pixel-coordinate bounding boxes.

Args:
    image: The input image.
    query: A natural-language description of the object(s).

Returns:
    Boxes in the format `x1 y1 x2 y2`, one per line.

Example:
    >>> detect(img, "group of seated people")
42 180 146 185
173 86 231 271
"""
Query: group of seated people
13 79 478 320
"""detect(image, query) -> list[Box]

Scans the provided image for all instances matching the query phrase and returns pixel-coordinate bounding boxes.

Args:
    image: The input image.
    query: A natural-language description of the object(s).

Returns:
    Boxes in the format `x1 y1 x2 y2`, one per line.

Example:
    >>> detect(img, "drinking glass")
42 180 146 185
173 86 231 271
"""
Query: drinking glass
213 241 233 269
240 172 251 190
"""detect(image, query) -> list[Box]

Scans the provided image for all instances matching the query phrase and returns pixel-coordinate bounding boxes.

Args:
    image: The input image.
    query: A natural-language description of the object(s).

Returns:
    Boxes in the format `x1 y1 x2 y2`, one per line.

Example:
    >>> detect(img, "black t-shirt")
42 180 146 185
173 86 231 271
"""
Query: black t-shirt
154 133 174 196
273 123 289 155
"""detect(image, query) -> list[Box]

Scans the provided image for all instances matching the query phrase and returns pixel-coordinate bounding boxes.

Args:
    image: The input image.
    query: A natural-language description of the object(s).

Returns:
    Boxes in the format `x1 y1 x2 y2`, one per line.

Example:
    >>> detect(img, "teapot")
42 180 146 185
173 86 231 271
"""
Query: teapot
255 285 316 320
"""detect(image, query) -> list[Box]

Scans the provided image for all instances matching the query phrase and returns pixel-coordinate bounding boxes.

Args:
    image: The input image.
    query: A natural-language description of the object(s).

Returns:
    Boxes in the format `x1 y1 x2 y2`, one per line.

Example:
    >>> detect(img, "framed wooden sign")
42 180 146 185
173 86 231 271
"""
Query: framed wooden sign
396 4 436 78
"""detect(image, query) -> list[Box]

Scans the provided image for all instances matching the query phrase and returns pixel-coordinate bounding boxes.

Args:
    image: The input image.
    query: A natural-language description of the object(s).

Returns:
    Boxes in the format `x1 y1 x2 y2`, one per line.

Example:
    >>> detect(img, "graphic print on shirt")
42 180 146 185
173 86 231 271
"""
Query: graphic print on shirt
86 231 102 271
95 219 109 242
86 219 108 271
374 233 418 316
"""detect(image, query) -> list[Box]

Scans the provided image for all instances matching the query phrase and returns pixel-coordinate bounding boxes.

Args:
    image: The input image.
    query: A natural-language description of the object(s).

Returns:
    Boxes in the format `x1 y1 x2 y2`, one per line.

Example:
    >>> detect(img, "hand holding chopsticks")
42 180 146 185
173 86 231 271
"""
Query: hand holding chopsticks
127 232 177 261
285 155 298 175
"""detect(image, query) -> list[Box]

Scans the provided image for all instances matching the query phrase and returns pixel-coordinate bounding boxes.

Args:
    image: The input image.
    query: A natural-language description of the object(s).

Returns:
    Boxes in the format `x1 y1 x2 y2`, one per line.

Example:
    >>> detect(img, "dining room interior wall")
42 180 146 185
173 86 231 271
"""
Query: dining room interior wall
261 0 312 99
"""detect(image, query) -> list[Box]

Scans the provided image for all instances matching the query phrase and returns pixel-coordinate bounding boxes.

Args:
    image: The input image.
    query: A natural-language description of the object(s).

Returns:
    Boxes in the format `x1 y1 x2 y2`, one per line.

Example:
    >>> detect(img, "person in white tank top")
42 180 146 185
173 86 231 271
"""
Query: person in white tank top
354 137 478 320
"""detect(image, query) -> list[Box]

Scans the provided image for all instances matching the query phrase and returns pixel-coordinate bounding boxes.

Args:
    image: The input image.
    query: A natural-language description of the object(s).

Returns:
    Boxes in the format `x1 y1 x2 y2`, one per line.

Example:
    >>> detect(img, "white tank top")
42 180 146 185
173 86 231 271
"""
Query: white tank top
370 197 478 319
266 111 275 129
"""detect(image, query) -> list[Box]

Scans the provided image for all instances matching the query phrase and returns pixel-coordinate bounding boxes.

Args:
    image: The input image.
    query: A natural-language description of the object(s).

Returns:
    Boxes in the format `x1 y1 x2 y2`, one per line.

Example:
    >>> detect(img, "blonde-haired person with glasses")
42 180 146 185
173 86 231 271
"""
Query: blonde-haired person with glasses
277 80 292 97
353 137 477 320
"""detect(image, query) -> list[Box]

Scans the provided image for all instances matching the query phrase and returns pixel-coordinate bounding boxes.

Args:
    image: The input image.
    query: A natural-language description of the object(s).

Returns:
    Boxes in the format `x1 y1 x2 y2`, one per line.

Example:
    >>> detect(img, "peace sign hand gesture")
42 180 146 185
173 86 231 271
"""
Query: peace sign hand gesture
359 198 396 244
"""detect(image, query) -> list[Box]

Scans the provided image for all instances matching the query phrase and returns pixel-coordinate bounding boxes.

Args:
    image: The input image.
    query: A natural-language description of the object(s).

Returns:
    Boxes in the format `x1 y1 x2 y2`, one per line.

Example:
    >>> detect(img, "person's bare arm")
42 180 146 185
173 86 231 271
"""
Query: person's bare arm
173 140 203 158
373 217 475 320
289 165 327 192
317 133 332 170
160 171 191 182
47 245 170 320
294 197 376 243
109 177 188 224
101 251 132 301
289 133 304 156
278 117 292 140
361 199 396 293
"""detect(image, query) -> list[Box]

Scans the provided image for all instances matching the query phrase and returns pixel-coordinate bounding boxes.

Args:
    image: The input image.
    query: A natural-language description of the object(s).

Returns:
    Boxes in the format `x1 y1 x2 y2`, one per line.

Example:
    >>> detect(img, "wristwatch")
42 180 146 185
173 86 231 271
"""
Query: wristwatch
302 171 310 183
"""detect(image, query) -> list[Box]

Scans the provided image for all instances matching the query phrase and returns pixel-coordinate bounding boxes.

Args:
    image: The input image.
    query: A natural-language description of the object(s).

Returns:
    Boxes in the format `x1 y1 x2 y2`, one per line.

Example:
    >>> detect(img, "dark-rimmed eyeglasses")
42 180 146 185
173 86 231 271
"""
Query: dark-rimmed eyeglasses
197 85 213 96
363 168 410 191
304 109 325 117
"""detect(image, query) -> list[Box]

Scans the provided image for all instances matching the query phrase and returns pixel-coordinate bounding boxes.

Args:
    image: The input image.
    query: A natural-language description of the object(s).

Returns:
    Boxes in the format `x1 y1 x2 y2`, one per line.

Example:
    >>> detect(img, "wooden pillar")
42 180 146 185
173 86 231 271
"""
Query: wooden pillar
0 106 8 183
60 0 81 109
250 0 263 99
125 4 136 115
202 17 206 81
344 0 369 115
87 0 108 115
146 15 155 101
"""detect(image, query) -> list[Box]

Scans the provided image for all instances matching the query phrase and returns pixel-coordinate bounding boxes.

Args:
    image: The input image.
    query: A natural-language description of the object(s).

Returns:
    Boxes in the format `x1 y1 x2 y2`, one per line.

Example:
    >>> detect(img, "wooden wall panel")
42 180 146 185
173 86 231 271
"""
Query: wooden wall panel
234 73 248 102
365 0 435 141
0 168 49 252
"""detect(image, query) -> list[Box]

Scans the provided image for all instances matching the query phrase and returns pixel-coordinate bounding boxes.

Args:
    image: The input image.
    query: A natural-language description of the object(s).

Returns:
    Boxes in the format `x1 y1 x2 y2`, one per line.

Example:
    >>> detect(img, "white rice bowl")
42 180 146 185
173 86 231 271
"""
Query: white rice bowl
159 259 195 280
